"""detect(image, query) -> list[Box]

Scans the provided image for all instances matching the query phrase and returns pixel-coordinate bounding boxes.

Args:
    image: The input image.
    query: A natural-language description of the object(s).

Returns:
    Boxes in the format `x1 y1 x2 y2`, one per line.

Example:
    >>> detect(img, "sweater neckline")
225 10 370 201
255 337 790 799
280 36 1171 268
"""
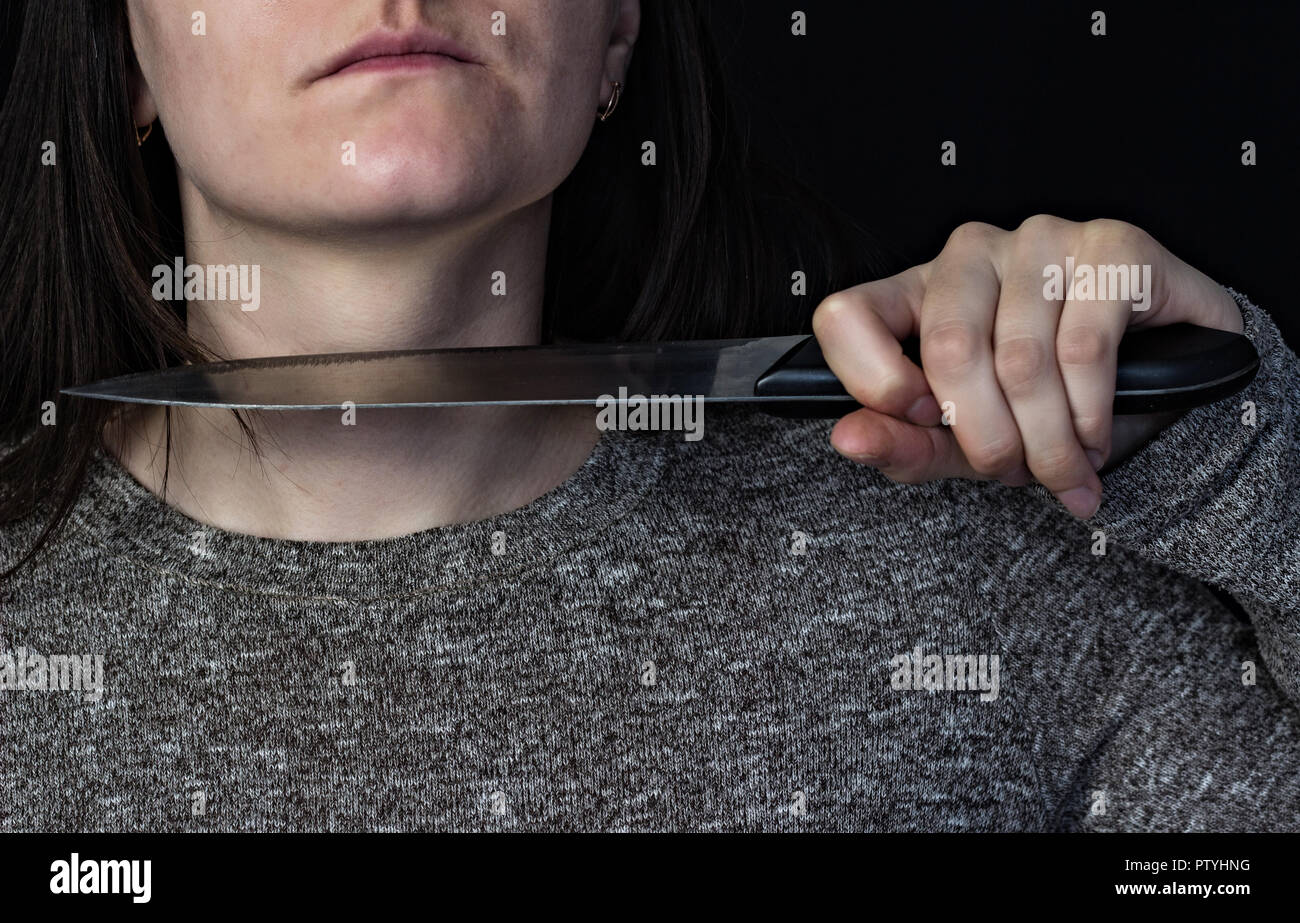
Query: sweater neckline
67 429 670 603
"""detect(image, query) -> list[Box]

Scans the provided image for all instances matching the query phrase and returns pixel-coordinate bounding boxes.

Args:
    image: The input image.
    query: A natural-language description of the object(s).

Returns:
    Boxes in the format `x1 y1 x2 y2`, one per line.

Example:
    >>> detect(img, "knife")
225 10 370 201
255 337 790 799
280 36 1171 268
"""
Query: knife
62 324 1258 416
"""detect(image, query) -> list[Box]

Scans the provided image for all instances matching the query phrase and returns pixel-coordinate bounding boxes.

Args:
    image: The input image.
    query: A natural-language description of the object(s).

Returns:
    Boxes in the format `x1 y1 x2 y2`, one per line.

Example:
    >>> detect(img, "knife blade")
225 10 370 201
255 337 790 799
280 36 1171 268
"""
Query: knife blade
61 324 1259 416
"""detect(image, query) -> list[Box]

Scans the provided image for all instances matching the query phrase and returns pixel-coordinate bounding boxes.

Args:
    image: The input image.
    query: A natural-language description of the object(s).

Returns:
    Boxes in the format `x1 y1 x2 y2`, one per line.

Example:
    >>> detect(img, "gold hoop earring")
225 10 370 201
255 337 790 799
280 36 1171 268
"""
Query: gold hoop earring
136 121 154 147
598 82 623 122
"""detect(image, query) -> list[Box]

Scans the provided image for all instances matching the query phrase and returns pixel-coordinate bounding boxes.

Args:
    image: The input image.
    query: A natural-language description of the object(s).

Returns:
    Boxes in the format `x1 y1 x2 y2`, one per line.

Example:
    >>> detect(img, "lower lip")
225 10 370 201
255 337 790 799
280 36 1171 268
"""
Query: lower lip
329 52 466 77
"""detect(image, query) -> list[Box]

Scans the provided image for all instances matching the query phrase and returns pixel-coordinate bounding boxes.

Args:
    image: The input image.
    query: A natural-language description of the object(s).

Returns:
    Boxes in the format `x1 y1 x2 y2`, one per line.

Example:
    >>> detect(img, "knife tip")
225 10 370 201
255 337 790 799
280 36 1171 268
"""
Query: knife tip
60 386 115 402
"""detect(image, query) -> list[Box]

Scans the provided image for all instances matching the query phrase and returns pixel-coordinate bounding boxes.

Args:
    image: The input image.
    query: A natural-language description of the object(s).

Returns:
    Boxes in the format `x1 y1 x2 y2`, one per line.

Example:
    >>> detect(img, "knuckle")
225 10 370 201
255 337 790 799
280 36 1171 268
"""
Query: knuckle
945 221 998 252
994 335 1052 395
967 435 1021 477
812 292 862 336
1056 324 1111 368
1082 218 1148 255
1028 446 1081 485
1007 224 1046 265
860 373 908 408
923 320 985 375
1073 412 1110 448
1017 213 1066 238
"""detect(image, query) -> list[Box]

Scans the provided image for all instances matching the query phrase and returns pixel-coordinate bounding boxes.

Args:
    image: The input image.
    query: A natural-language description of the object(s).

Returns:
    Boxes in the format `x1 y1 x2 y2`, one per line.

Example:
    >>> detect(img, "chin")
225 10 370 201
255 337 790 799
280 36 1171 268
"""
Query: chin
337 111 508 213
333 157 499 228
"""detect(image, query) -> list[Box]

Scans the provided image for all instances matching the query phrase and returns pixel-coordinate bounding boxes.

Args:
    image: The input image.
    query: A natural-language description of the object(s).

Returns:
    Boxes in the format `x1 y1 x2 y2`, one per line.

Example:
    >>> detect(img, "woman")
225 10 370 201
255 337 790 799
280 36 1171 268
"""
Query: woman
1 0 1296 832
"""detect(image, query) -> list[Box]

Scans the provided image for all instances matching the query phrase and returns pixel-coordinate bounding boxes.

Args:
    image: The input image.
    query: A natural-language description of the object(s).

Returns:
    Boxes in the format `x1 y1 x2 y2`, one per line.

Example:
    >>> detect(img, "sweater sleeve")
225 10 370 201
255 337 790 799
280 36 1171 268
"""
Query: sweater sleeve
1091 288 1300 706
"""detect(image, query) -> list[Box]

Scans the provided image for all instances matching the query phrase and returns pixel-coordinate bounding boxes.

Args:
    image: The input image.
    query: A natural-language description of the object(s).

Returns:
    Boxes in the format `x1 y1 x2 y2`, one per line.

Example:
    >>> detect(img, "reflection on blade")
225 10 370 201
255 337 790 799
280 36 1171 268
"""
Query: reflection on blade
61 336 848 409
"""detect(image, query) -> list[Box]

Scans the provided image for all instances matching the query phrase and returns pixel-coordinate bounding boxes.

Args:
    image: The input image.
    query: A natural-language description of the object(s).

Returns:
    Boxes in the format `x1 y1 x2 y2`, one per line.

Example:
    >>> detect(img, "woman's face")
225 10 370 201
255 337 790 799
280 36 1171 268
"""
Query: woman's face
126 0 636 233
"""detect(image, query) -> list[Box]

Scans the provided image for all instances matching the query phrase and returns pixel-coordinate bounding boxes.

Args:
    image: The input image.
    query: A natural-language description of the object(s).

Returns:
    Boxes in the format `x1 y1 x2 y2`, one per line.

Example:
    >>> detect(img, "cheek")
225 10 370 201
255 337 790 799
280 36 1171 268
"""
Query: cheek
145 29 287 199
511 87 599 191
499 32 608 193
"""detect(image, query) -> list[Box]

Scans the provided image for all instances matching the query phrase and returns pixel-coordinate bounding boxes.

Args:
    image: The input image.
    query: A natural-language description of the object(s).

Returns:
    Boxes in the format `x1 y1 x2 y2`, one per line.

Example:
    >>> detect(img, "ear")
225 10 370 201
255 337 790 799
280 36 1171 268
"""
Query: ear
601 0 640 98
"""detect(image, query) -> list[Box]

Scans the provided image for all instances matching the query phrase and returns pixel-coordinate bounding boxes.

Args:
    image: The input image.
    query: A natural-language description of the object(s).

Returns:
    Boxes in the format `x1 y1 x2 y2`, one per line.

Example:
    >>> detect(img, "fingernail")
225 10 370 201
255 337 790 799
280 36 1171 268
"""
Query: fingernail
1085 449 1104 471
905 395 941 425
1058 485 1101 519
839 445 885 466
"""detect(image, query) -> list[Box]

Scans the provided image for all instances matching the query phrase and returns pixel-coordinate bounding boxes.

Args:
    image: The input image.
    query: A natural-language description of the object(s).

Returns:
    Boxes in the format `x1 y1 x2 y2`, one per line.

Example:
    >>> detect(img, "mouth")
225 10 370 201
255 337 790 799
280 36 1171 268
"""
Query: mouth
313 27 481 81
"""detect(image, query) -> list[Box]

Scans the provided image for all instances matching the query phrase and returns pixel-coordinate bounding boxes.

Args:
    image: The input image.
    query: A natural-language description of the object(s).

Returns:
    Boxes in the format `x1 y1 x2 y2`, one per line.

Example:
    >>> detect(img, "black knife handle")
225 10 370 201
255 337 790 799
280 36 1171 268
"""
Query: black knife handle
755 323 1259 417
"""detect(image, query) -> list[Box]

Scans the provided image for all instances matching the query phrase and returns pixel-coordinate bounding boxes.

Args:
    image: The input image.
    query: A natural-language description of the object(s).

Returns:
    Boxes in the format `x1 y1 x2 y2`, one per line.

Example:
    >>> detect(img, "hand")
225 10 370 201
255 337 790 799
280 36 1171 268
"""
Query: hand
813 215 1243 518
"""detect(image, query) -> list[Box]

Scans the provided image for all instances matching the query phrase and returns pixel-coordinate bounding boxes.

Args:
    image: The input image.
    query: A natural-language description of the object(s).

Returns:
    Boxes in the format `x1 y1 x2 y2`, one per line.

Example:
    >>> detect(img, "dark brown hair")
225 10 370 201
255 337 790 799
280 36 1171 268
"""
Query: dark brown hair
0 0 882 574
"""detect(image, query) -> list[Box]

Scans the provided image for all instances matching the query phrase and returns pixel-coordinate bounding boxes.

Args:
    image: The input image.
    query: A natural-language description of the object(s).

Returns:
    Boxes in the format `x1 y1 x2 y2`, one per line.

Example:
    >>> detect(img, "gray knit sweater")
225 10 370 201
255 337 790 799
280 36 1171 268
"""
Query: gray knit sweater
2 290 1297 832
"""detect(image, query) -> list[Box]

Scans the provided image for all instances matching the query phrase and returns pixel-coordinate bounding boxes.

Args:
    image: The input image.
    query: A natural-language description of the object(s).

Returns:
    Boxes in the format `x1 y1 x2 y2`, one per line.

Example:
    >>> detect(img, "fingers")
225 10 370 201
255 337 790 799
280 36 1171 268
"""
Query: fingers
1055 230 1138 473
830 405 987 483
917 225 1028 483
818 216 1234 521
813 267 942 426
985 222 1104 517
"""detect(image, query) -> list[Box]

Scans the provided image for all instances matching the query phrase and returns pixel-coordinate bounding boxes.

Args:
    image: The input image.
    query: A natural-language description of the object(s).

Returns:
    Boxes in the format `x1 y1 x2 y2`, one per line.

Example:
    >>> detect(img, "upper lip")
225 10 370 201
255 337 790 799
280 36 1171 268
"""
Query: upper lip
313 27 480 80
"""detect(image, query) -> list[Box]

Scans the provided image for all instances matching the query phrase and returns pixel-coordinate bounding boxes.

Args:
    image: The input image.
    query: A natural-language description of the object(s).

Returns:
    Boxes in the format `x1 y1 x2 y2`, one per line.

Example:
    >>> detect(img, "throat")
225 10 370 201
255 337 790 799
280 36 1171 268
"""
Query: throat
109 402 601 542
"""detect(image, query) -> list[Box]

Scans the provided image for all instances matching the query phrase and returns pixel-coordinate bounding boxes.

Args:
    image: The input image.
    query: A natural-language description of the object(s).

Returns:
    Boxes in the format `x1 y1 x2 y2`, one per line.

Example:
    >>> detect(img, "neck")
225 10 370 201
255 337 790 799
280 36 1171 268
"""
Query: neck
114 191 600 542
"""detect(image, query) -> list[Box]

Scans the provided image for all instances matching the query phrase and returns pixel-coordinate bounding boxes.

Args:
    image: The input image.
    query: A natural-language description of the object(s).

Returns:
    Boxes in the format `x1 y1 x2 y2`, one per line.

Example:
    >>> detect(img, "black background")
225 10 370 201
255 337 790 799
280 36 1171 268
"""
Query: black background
2 831 1287 910
3 1 1295 341
711 0 1297 344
